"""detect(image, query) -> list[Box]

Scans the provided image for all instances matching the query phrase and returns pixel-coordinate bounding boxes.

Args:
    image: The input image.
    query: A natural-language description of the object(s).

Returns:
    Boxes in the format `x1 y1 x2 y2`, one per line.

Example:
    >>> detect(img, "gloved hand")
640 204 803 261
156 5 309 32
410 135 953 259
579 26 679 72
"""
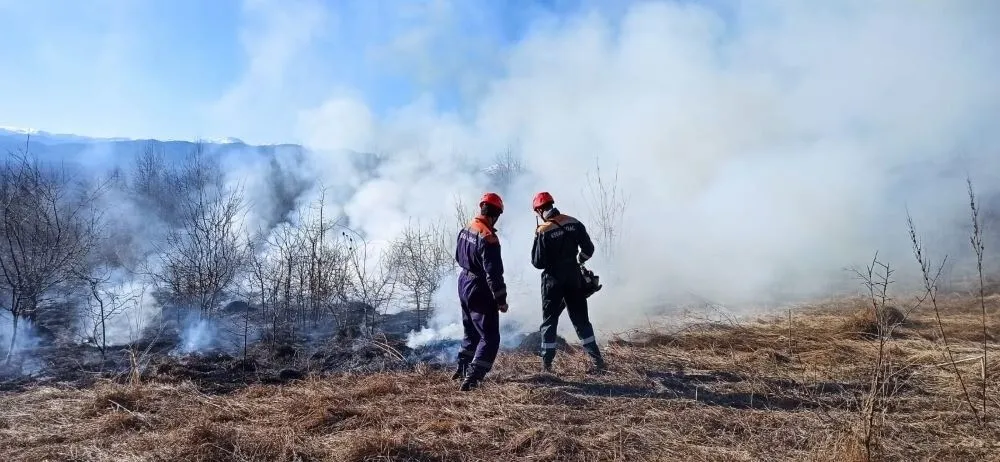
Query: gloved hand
577 254 589 265
498 303 509 313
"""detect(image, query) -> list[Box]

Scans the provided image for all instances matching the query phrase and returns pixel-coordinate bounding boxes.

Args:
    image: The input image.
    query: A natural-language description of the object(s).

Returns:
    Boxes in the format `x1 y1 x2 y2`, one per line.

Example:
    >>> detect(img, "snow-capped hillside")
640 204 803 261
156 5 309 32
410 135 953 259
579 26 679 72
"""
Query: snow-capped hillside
0 126 306 174
0 126 246 147
0 126 133 145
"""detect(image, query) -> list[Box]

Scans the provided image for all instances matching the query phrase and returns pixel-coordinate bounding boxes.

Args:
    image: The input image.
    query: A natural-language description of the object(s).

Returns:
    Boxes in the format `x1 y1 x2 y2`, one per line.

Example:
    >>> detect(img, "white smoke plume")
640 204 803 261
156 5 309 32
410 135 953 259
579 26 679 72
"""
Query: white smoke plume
0 314 43 373
277 1 1000 345
8 1 999 355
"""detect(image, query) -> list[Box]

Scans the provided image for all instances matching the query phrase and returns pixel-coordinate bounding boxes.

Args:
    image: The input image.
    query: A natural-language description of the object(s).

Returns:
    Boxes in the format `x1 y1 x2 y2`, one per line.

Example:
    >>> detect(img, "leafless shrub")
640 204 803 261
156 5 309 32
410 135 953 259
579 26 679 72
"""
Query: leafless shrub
150 145 251 319
246 224 296 345
583 156 629 261
387 219 453 328
907 210 981 423
122 288 161 388
452 193 471 233
0 139 105 364
76 265 140 359
967 177 989 419
296 189 349 327
852 253 914 460
341 229 397 335
128 142 180 226
489 145 524 188
243 190 353 346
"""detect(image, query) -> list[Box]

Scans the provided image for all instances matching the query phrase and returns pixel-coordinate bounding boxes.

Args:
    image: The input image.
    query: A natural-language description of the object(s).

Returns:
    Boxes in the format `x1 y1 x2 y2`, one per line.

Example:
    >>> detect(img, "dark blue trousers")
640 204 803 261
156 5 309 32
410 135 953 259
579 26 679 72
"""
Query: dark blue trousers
457 272 500 375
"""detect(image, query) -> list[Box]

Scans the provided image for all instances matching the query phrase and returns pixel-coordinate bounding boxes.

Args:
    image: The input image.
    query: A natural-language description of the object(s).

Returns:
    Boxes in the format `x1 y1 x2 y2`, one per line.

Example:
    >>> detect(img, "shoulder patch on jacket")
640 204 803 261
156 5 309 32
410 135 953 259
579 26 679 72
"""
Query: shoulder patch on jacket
468 219 499 244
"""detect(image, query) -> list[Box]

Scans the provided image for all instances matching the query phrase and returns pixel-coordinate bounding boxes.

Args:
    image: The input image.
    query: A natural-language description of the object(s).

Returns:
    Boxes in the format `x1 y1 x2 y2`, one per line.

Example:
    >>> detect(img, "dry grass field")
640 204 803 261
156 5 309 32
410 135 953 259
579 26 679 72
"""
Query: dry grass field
2 294 1000 461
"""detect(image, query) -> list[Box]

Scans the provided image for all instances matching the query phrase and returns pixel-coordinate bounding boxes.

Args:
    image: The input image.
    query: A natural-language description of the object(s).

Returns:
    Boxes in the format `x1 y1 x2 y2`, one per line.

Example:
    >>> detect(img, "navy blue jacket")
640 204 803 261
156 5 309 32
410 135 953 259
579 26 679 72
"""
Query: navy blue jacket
531 208 595 281
456 215 507 306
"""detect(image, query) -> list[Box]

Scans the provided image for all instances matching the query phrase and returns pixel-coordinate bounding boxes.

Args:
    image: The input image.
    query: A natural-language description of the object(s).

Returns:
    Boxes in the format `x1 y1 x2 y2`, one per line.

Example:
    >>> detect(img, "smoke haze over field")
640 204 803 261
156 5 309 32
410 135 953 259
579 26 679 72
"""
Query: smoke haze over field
288 0 1000 338
4 0 1000 347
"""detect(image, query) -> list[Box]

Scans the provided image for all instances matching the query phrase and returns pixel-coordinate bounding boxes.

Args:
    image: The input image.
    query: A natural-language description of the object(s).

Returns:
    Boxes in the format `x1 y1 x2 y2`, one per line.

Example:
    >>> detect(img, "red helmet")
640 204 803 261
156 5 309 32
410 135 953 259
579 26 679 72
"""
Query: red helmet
479 192 504 213
532 191 554 210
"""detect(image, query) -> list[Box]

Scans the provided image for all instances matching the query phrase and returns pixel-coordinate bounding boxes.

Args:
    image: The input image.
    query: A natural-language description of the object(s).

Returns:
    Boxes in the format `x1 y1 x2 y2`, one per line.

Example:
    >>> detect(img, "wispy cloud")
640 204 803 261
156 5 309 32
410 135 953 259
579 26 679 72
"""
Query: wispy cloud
204 0 332 144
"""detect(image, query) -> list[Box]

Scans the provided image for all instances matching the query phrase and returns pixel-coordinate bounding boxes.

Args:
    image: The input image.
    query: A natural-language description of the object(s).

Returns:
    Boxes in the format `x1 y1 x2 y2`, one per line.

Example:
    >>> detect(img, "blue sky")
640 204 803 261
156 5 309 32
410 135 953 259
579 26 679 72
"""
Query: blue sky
0 0 693 144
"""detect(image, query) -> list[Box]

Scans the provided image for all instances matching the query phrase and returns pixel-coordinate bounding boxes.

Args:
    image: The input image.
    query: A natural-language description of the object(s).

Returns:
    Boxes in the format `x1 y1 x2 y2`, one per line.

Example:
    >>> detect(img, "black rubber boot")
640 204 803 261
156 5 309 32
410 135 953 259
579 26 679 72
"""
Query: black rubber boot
460 376 481 391
460 366 486 391
588 357 607 374
541 348 556 373
451 362 468 381
584 344 607 373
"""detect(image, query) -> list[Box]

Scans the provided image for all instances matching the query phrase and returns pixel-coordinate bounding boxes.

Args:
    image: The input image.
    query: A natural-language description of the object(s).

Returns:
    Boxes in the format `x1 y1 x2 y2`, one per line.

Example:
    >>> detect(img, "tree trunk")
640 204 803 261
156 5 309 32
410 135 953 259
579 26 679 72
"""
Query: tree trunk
415 295 423 329
99 303 107 360
242 311 249 375
4 314 18 365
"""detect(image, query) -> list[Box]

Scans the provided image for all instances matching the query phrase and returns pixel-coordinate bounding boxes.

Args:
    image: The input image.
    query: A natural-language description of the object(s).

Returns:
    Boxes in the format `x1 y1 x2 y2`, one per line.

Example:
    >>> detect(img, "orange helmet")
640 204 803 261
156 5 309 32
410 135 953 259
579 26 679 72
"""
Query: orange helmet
479 192 504 213
532 191 554 210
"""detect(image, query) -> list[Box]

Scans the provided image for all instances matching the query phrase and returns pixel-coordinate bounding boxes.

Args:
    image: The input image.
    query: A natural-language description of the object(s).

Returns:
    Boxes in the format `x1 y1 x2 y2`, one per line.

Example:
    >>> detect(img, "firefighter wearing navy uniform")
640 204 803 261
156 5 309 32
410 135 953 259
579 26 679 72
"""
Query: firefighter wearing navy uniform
531 191 606 372
453 192 509 391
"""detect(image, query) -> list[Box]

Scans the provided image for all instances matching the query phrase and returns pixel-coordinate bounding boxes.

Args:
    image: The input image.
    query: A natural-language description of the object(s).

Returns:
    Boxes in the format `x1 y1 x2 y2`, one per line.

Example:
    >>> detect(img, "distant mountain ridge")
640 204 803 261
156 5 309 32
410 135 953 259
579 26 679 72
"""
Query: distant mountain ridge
0 126 309 173
0 126 513 186
0 126 248 146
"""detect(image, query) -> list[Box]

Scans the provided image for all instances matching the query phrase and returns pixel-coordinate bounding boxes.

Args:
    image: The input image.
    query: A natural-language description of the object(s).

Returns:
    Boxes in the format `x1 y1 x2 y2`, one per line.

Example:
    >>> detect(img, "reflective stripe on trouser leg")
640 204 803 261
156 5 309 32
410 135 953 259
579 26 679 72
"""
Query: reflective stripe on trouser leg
564 286 602 362
540 342 558 363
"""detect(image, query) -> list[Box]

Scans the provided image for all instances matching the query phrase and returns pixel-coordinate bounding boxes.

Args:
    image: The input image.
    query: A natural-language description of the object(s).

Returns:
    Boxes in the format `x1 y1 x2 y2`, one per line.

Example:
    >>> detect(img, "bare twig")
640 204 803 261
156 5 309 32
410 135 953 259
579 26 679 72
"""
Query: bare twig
968 177 988 420
907 211 981 424
584 156 630 262
853 251 895 460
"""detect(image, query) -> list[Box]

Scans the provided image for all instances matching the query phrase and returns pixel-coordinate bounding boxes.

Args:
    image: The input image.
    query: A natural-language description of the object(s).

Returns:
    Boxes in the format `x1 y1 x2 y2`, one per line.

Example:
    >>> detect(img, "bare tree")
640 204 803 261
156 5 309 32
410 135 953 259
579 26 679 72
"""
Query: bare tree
242 190 353 346
150 145 250 319
0 143 105 364
583 157 629 261
489 145 524 188
77 265 139 359
298 188 349 327
129 142 181 226
388 219 454 328
341 229 397 335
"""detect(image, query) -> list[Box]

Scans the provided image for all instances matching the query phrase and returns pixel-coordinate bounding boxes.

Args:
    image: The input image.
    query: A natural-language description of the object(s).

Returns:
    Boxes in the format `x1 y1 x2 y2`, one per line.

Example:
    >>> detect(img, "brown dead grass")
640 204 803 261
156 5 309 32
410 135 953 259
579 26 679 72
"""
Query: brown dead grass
2 296 1000 461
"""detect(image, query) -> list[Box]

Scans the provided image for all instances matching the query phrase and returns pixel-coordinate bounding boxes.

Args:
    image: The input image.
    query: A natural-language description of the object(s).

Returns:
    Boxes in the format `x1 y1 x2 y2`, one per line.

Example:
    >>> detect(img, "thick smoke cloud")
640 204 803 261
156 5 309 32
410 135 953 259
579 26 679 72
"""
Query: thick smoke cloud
273 1 1000 343
9 1 998 353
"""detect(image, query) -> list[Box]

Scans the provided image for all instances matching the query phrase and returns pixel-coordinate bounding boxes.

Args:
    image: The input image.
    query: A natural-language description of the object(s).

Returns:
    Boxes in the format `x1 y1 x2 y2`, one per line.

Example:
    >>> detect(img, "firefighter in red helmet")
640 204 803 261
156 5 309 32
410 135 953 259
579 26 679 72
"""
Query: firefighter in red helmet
452 192 509 390
530 191 606 373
